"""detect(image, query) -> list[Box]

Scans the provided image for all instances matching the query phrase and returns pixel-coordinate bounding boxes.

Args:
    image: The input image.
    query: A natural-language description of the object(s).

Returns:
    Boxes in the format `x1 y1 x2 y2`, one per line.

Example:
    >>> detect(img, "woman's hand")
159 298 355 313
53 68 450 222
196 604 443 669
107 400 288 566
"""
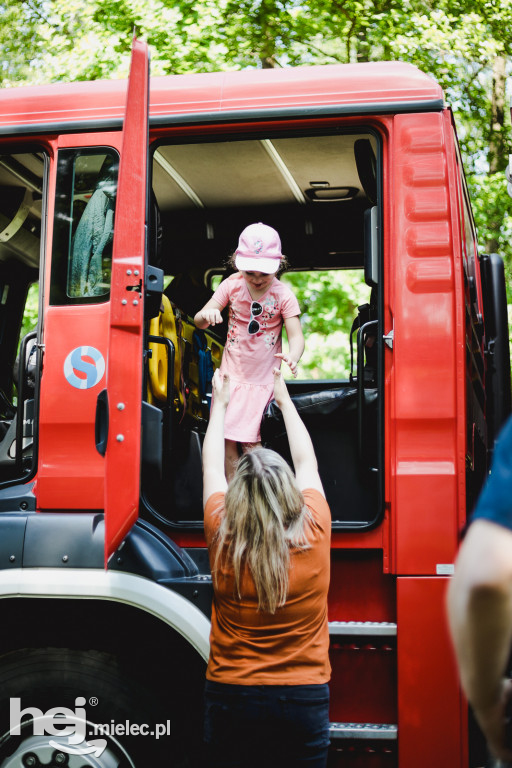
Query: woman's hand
272 367 292 409
274 352 298 378
212 369 230 408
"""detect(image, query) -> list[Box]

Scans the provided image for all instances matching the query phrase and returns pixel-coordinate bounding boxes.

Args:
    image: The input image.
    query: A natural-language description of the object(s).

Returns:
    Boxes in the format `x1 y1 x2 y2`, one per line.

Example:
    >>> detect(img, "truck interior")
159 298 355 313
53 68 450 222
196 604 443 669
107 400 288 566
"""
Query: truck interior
0 127 384 532
0 150 42 484
143 128 383 531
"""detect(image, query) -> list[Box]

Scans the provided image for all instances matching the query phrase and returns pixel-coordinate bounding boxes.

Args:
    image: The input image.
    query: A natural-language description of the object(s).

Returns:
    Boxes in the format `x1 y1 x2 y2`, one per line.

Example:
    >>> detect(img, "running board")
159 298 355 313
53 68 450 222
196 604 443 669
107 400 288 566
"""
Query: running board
329 621 397 636
329 723 398 740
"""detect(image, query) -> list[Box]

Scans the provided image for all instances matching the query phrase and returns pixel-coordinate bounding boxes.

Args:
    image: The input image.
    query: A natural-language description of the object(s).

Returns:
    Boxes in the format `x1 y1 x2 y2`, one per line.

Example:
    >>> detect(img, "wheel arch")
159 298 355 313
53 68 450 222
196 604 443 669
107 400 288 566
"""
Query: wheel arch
0 568 209 676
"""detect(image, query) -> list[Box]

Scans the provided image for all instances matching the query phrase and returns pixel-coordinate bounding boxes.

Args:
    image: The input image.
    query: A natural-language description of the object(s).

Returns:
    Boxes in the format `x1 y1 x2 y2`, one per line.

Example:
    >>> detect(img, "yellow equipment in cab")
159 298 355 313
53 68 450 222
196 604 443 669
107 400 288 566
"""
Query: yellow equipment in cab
148 295 223 423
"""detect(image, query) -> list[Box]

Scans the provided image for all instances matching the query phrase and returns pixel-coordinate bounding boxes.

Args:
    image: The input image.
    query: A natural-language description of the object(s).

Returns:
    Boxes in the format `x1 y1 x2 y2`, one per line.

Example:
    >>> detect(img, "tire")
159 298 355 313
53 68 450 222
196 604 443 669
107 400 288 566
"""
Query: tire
0 648 181 768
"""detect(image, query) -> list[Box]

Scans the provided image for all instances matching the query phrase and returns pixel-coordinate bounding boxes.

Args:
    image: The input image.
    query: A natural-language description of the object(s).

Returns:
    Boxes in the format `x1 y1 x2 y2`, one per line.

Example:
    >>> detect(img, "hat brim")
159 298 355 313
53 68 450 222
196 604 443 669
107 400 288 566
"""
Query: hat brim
235 254 280 274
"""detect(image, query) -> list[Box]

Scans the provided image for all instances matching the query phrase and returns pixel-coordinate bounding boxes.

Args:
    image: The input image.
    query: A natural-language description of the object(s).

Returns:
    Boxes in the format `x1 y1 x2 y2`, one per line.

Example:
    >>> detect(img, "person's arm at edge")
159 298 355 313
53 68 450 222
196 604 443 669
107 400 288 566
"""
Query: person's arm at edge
202 370 229 506
447 518 512 761
272 367 324 496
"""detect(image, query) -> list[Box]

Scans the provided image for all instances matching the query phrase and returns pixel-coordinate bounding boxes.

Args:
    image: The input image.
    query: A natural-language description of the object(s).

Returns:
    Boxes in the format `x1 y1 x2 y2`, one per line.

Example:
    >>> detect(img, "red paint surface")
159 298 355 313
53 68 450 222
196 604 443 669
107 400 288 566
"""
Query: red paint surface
103 38 149 562
0 62 442 131
397 577 466 767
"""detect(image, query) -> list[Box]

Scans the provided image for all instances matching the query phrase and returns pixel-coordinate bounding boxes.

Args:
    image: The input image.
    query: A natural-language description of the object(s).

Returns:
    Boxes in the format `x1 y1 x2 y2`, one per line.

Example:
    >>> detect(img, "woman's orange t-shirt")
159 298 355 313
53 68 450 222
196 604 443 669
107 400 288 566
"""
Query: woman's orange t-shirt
204 488 331 685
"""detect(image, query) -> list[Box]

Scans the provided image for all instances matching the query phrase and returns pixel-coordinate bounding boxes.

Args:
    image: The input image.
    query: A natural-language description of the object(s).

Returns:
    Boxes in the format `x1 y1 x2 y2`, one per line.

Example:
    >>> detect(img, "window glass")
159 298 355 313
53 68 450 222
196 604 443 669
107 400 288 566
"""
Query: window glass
50 148 118 304
19 281 39 347
281 269 372 379
13 281 38 407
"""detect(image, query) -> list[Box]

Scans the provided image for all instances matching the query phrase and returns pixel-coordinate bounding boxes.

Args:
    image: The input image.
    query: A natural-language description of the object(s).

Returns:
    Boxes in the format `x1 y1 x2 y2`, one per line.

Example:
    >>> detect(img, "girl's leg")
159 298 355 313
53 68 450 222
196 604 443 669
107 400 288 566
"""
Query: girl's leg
225 439 240 481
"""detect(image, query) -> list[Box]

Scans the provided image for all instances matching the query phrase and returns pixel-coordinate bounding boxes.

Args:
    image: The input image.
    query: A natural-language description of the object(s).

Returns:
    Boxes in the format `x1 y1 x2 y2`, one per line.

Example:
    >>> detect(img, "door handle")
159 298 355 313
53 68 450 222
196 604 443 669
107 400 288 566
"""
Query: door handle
95 388 109 456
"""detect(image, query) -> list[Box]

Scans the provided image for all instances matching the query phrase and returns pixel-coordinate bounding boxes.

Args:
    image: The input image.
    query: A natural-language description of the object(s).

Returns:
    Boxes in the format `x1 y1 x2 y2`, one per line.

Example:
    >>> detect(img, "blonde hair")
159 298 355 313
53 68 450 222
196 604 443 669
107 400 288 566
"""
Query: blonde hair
213 448 312 614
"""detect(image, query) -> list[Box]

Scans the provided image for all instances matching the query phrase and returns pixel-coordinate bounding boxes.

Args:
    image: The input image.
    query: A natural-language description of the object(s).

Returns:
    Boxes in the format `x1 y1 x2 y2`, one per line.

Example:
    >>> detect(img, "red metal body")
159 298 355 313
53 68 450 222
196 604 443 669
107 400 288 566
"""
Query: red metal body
0 62 441 130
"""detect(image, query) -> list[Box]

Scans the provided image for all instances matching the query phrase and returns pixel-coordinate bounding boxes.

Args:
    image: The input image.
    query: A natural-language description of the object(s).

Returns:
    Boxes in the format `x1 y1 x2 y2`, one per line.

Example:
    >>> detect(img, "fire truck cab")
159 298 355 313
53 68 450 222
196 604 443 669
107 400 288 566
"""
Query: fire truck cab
0 40 509 767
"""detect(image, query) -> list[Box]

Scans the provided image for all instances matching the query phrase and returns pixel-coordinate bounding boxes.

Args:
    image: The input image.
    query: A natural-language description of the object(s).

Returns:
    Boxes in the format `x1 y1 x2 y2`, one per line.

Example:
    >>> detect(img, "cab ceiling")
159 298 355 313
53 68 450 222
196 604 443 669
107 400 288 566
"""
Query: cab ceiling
152 132 377 270
152 133 373 211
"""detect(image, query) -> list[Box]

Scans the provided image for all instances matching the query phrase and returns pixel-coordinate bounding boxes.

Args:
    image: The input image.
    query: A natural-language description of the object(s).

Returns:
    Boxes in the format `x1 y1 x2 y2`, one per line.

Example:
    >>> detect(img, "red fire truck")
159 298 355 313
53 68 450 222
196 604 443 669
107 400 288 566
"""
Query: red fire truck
0 38 509 767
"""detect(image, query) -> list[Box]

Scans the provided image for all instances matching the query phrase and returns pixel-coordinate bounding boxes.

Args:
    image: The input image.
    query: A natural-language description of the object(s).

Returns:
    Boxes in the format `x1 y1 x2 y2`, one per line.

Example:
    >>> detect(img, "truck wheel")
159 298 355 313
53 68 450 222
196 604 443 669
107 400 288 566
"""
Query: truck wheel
0 648 182 768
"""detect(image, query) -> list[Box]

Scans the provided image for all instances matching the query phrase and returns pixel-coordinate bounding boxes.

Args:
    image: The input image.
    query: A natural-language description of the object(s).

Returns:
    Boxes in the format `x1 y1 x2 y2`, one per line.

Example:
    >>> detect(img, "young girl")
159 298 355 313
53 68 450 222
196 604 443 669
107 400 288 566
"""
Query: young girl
194 222 304 475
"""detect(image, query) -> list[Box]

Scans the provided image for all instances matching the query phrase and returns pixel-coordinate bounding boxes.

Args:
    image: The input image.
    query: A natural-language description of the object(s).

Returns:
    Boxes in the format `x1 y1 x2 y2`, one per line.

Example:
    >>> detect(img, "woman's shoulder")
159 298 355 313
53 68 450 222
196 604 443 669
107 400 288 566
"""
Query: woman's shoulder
302 489 331 532
303 487 330 507
204 492 226 542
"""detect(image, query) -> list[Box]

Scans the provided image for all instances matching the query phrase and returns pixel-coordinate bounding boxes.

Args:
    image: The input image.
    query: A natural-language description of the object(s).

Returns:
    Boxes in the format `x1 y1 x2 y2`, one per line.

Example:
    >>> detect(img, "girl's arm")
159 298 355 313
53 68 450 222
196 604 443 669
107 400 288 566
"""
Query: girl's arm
276 315 304 378
272 368 324 496
202 370 230 504
194 297 224 329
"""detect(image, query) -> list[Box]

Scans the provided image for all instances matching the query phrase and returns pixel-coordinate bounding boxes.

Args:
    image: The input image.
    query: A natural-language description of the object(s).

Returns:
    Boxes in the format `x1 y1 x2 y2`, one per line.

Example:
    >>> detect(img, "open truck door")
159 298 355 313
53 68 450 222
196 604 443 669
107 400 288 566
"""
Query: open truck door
99 37 151 564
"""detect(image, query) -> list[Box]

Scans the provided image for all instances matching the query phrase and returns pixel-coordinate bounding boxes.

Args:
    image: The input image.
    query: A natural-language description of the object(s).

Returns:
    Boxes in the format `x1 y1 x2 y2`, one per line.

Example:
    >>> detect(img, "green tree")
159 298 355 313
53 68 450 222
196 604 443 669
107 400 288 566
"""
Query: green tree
20 283 39 342
3 0 512 334
281 271 371 378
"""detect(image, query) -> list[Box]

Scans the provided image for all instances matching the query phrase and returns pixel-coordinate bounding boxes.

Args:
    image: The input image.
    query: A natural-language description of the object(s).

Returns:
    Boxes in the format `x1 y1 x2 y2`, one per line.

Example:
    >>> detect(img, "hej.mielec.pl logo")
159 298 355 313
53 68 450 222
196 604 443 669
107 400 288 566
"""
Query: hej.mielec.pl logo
9 696 171 757
10 696 105 757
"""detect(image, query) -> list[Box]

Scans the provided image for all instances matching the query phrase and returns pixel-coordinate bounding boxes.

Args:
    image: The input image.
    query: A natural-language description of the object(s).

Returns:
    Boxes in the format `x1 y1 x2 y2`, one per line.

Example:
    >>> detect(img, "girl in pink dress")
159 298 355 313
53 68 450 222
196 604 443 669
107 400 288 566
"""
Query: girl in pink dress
194 222 304 476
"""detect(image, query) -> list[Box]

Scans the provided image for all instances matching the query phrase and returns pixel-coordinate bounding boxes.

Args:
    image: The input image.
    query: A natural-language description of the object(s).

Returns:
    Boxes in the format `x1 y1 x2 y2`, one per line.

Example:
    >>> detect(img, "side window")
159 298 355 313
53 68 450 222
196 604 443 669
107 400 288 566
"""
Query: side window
50 148 119 304
455 141 487 506
280 269 372 380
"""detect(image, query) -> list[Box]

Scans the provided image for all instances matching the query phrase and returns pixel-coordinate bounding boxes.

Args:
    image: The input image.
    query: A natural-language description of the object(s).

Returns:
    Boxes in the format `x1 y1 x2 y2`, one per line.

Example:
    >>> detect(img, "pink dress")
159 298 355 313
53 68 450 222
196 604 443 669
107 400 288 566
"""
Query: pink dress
212 273 300 442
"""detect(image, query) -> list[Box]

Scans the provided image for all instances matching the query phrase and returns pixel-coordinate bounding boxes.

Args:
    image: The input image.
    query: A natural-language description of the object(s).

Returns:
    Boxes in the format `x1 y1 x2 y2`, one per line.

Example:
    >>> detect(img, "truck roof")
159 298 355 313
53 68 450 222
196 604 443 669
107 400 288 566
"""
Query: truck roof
0 61 444 136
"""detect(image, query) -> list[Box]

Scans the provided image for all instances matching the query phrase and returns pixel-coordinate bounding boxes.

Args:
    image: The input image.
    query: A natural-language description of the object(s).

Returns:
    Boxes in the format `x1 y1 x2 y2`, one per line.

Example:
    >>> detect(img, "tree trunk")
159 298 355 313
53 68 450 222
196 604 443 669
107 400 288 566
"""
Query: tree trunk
486 56 507 254
489 55 507 175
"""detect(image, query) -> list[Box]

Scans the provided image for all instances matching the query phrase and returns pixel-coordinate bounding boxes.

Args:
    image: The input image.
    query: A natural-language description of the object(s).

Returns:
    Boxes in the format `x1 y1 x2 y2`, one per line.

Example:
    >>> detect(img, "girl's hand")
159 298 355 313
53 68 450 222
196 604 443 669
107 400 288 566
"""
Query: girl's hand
274 352 298 378
272 367 292 409
198 308 223 326
212 369 230 408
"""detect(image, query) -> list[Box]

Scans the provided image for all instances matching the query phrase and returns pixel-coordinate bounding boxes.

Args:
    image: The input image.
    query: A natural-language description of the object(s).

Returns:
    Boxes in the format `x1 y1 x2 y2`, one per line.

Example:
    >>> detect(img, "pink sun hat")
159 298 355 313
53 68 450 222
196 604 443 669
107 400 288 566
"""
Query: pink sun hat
234 222 283 274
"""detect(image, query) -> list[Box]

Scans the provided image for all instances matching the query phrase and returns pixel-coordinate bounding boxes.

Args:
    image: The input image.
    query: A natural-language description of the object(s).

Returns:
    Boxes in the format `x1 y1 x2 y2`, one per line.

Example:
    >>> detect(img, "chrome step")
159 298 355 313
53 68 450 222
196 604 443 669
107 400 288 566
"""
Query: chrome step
328 621 397 636
329 723 398 740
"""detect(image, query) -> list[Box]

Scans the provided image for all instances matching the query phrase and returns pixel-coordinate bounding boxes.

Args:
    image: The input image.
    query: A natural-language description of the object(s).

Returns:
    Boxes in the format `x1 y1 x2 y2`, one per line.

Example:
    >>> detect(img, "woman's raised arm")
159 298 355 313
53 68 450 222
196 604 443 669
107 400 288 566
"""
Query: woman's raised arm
202 370 230 504
272 368 324 496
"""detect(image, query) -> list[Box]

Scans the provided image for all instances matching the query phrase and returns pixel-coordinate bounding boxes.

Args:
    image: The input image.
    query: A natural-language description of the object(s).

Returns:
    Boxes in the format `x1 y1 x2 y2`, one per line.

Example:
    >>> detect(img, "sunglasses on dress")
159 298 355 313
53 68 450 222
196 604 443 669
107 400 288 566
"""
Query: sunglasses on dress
248 301 263 335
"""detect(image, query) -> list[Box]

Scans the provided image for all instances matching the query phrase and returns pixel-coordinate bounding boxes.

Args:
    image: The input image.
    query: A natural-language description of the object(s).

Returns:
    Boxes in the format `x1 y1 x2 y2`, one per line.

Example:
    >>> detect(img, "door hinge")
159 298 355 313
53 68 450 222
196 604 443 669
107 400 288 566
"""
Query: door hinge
383 329 394 349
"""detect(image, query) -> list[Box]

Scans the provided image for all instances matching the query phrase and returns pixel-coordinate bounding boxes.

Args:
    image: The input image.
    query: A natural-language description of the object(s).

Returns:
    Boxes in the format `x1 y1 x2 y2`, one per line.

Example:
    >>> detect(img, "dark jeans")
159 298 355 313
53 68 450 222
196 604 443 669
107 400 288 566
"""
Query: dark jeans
203 679 330 768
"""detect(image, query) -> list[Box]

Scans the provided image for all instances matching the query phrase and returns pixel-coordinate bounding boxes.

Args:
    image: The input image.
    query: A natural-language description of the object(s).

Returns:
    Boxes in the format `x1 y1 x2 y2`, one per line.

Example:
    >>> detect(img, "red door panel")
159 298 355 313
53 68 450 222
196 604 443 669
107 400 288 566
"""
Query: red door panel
104 37 149 563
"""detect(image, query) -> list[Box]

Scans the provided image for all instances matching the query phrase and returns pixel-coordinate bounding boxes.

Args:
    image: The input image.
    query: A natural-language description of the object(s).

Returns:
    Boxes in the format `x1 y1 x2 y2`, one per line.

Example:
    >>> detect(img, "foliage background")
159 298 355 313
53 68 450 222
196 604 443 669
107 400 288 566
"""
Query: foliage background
2 0 512 375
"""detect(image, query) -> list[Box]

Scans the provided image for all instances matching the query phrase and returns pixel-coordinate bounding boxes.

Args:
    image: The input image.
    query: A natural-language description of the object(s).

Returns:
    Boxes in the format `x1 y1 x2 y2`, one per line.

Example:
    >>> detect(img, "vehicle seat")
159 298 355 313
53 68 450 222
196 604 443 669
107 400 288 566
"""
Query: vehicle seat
261 386 378 525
